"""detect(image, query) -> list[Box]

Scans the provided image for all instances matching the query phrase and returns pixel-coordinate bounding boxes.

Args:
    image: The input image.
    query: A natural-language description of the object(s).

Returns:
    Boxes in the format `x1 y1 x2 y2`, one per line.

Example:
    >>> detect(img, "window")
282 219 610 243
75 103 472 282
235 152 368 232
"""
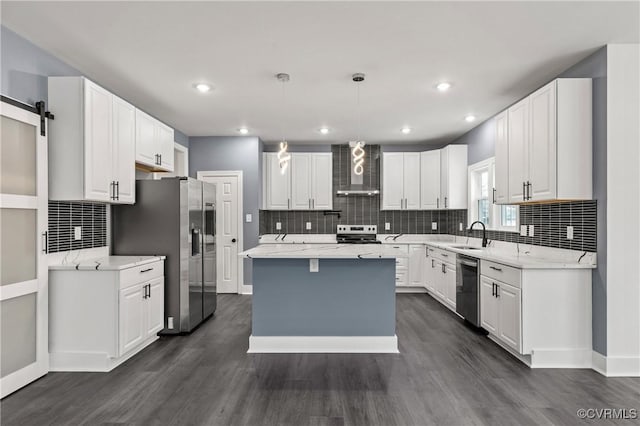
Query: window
468 158 518 231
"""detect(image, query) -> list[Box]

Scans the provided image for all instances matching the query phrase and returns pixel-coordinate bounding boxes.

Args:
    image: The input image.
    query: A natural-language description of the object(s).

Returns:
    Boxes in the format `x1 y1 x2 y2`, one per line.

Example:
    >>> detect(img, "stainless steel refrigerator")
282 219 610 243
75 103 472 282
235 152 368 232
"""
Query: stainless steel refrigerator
112 177 216 334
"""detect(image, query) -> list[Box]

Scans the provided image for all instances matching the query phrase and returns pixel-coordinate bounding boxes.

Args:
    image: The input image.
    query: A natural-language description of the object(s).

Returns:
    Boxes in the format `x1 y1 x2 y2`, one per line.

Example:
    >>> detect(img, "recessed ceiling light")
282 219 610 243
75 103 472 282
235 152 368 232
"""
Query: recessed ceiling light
464 114 476 123
319 127 330 135
401 127 412 134
436 82 451 92
194 83 211 93
238 127 249 135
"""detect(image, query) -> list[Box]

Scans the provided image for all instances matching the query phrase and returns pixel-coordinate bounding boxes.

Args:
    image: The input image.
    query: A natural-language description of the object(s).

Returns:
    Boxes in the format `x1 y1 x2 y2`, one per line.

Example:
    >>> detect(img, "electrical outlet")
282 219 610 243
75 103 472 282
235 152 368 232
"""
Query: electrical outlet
520 225 527 236
276 222 282 231
567 226 574 240
385 222 391 231
74 226 82 241
432 222 438 230
309 258 319 272
459 223 463 231
306 222 312 230
528 225 535 237
245 214 252 223
168 317 174 329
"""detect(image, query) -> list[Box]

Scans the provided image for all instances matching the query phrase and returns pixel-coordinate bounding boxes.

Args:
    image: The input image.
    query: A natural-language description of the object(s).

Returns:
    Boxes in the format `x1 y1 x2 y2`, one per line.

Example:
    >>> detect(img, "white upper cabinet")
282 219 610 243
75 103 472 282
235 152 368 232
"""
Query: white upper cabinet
135 109 174 173
494 111 509 204
263 153 291 210
112 96 136 204
311 153 333 210
381 153 404 210
291 153 313 209
440 145 468 209
420 150 441 209
158 123 175 172
382 152 421 210
507 97 530 203
502 78 592 204
83 80 113 202
48 77 135 204
263 152 332 210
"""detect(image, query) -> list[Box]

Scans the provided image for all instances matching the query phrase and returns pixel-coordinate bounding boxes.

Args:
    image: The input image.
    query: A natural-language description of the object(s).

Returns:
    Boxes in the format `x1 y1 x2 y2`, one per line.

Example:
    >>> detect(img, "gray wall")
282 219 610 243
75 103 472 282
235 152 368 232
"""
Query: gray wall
559 47 608 355
174 129 189 148
188 136 262 285
1 25 188 144
448 118 497 164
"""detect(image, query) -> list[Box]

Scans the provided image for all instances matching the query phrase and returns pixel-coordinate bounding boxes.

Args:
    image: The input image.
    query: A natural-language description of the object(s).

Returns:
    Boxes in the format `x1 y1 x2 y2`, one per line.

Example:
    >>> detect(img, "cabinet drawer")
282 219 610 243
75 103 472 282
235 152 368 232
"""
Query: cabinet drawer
387 244 410 254
481 260 521 288
428 246 455 265
395 271 408 286
120 261 164 289
395 257 408 269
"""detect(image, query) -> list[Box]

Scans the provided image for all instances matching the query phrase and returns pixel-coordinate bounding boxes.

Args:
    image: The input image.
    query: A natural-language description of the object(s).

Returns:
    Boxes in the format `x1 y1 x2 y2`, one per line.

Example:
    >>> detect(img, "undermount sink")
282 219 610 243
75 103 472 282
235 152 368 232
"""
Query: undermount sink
451 245 481 250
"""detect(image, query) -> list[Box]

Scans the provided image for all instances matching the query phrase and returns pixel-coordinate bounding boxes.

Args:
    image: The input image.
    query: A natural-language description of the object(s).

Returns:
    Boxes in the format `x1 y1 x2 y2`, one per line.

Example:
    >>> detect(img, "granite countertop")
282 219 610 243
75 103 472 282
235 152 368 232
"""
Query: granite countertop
240 244 409 259
257 233 596 269
422 241 596 270
49 255 165 271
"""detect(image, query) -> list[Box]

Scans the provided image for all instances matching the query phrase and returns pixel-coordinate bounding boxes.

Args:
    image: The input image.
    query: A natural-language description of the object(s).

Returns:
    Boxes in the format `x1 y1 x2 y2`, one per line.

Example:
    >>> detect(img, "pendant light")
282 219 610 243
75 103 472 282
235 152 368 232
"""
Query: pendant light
349 73 366 176
276 73 291 174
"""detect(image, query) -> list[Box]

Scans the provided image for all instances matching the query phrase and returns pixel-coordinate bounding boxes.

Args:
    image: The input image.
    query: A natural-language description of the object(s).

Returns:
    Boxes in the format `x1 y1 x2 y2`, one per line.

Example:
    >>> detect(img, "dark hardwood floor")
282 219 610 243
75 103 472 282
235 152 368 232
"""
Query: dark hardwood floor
2 294 639 426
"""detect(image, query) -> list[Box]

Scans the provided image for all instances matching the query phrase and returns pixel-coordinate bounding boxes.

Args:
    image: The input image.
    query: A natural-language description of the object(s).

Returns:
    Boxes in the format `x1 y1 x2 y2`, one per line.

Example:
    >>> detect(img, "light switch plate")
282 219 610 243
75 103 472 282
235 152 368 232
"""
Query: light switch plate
520 225 527 236
309 258 319 272
459 223 463 231
306 222 312 230
431 222 438 230
528 225 535 237
276 222 282 231
74 226 82 241
567 226 574 240
245 214 252 223
385 222 391 231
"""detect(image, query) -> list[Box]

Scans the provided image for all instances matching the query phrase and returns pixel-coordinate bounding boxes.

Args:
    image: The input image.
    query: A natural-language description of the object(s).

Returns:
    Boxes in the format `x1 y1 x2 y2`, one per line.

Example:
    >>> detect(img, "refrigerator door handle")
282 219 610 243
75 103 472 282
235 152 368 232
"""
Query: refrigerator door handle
191 228 201 255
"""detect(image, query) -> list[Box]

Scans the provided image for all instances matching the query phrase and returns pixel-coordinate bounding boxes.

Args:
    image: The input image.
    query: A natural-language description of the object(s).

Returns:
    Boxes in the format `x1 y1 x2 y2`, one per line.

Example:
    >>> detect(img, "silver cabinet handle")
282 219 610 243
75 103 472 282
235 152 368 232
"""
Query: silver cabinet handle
444 197 448 208
431 259 435 268
492 282 496 297
437 198 439 209
489 266 503 272
140 268 153 273
441 263 446 273
115 181 120 201
441 253 448 257
287 199 290 209
523 181 526 201
493 188 496 204
496 284 500 298
526 181 532 200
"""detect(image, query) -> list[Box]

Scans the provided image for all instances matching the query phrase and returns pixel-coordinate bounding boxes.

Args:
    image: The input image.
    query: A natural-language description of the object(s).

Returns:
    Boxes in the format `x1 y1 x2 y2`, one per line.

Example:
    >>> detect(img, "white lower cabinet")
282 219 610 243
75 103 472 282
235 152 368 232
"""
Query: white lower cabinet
49 258 165 372
424 245 456 311
408 245 424 286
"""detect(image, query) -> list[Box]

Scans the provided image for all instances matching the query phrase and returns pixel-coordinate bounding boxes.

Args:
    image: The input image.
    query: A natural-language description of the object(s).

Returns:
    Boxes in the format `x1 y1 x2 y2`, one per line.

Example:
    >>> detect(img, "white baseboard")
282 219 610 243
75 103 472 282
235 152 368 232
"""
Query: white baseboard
396 287 427 293
247 335 399 354
592 353 640 377
50 336 159 372
530 348 593 368
592 351 607 375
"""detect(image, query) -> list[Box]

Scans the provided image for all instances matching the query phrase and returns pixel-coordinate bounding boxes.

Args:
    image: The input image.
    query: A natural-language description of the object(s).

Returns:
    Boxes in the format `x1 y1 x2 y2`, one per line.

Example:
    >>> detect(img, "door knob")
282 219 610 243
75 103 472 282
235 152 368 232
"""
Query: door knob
231 238 237 243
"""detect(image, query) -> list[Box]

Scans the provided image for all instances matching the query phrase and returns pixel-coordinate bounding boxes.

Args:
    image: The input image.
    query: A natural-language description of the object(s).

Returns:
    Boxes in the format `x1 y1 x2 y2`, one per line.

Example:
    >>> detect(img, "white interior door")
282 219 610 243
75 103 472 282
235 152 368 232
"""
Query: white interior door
198 172 241 294
0 101 49 398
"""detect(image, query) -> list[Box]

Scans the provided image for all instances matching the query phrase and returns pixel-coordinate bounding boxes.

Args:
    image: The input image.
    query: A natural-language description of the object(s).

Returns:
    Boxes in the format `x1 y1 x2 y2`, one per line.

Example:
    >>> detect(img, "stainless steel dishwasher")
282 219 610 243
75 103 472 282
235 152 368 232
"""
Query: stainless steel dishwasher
456 254 480 327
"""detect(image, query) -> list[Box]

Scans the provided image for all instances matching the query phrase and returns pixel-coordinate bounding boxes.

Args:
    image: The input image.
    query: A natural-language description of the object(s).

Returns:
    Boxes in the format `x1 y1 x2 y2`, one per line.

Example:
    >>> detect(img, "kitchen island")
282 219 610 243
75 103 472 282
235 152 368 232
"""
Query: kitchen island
239 244 408 353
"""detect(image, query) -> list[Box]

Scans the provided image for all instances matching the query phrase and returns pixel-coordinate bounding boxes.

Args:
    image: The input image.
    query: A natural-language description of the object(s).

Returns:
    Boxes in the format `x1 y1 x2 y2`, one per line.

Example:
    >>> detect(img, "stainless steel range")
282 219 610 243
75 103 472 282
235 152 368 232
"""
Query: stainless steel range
336 225 381 244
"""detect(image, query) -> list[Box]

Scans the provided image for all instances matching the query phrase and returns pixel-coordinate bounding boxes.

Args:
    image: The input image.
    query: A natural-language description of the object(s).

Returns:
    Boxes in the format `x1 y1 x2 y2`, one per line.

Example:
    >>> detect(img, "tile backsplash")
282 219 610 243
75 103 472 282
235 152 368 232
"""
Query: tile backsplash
259 144 597 252
48 201 107 253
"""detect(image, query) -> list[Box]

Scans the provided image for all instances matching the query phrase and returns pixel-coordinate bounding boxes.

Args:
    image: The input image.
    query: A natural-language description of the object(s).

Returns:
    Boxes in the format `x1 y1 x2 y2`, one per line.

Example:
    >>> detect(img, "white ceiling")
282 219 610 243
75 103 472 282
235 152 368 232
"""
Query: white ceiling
2 1 638 144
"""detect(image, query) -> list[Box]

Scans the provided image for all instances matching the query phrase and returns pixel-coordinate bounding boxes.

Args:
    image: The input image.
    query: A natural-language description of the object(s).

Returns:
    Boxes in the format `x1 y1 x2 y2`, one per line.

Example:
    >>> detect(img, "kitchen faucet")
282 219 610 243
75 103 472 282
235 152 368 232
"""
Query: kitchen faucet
468 221 488 247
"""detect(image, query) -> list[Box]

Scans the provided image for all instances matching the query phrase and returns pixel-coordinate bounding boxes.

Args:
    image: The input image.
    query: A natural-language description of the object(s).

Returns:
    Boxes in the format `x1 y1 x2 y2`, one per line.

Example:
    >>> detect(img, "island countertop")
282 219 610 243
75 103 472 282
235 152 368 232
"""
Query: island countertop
239 244 409 259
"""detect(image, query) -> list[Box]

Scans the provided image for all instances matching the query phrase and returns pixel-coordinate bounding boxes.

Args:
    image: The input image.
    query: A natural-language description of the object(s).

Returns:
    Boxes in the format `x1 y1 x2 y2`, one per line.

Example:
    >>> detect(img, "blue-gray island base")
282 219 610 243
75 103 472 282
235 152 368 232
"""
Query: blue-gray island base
249 258 398 353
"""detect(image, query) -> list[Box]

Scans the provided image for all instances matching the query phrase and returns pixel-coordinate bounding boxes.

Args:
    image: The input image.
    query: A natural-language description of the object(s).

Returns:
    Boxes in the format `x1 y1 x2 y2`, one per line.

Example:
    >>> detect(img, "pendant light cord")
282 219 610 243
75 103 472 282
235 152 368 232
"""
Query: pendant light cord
281 78 286 142
356 81 361 142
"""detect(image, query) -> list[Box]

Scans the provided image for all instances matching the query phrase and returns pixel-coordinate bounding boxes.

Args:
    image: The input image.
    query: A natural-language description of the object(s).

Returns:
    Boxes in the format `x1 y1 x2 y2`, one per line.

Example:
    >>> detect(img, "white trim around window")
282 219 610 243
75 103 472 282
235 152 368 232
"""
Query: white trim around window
468 157 518 232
